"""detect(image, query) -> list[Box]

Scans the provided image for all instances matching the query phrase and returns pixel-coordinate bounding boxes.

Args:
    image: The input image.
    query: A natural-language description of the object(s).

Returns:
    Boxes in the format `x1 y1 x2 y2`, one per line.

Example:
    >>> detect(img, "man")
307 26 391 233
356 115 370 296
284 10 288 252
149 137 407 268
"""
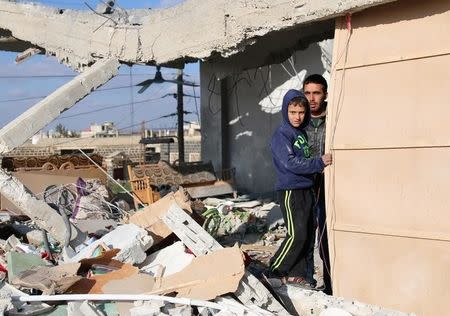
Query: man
303 74 332 294
269 89 332 287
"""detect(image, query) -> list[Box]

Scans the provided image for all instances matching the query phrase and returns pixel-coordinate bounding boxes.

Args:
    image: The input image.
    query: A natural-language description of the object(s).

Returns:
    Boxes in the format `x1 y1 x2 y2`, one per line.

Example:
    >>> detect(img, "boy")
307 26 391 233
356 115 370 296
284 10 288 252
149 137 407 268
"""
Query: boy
269 89 332 287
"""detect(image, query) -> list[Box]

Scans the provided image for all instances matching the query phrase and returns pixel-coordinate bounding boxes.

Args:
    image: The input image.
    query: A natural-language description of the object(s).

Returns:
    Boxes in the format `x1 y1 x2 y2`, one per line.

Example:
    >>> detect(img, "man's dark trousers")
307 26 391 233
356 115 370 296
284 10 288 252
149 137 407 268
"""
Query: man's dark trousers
316 180 332 295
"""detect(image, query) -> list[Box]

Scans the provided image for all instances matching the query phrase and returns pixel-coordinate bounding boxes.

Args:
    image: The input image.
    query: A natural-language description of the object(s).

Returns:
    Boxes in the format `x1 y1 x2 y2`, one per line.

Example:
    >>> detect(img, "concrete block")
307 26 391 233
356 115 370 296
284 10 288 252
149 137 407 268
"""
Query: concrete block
129 301 163 316
185 181 234 199
275 285 414 316
67 224 153 265
265 204 284 230
167 305 192 316
75 219 117 236
25 230 45 247
139 241 194 277
67 302 117 316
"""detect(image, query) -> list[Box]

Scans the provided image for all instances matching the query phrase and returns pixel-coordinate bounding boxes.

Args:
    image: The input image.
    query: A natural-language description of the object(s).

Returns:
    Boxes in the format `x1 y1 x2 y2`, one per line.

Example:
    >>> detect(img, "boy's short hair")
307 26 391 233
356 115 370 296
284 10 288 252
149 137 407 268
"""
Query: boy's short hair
303 74 328 93
288 96 308 107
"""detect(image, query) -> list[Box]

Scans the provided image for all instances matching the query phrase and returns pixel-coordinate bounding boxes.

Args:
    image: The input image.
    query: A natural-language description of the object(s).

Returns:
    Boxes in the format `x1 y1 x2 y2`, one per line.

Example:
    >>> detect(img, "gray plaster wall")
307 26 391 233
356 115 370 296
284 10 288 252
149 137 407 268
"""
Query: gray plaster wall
200 63 224 173
201 41 332 196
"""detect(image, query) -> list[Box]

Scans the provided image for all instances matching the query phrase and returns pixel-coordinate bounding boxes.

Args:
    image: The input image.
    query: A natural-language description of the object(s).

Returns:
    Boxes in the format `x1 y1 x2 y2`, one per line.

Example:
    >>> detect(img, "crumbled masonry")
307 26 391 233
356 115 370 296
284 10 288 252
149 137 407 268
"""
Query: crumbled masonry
0 0 396 71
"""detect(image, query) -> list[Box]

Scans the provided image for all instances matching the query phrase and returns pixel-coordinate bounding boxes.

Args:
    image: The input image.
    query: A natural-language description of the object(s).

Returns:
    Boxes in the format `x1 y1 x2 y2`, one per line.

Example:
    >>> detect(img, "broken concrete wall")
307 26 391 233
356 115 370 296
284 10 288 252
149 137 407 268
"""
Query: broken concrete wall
0 0 395 71
201 40 332 195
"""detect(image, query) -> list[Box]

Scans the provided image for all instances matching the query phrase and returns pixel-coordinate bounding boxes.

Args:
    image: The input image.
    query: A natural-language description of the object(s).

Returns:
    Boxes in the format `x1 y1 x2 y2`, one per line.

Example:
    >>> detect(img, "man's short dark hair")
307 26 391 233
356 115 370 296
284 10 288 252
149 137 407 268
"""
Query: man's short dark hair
303 74 328 93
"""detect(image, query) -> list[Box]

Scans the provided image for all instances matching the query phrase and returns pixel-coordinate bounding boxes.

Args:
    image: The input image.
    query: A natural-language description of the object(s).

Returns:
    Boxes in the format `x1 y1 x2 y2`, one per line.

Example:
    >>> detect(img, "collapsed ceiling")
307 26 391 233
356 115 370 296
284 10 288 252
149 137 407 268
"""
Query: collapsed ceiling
0 0 396 71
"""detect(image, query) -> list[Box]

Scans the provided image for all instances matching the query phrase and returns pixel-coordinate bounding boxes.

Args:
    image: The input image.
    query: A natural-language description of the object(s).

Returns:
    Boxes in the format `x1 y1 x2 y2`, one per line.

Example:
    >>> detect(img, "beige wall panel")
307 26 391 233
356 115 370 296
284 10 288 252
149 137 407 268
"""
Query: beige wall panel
327 0 450 313
330 54 450 149
331 149 450 241
332 231 450 315
334 0 450 69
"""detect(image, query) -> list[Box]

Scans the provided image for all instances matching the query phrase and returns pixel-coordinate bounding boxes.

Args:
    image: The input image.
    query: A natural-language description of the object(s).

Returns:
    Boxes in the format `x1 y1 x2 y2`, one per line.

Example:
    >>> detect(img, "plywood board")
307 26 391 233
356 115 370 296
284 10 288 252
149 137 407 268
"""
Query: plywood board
330 148 450 241
326 0 450 314
330 55 450 149
331 232 450 315
334 0 450 70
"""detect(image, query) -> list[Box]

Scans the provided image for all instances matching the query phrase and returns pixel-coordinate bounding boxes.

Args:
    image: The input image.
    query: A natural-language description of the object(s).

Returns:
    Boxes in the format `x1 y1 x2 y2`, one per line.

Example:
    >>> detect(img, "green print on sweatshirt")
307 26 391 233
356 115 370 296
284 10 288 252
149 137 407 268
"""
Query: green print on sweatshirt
293 134 311 158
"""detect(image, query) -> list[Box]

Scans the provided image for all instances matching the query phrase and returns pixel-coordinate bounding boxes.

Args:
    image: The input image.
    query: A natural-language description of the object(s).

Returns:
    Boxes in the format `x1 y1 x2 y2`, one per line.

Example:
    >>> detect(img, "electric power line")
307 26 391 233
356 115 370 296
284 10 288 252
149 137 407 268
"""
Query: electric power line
0 72 198 80
0 81 199 103
58 96 164 119
117 115 174 131
0 73 156 79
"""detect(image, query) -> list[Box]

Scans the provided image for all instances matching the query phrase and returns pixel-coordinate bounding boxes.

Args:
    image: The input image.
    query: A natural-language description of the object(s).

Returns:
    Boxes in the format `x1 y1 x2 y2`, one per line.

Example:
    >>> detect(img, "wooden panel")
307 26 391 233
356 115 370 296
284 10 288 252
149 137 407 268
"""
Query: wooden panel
332 232 450 316
326 0 450 314
334 0 450 69
330 148 450 241
330 54 450 149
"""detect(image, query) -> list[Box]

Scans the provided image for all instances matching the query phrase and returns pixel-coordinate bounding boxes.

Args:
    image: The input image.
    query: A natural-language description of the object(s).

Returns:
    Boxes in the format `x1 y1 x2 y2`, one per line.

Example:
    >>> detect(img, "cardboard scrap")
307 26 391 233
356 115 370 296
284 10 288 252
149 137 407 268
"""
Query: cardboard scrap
102 245 245 301
157 245 245 300
68 249 139 294
129 189 192 242
11 262 82 295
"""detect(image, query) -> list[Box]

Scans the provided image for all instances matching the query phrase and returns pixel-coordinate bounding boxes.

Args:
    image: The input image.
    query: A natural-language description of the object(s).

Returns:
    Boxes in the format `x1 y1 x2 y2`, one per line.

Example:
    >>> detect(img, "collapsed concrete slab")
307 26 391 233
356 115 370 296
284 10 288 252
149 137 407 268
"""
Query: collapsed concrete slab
0 59 119 248
273 285 415 316
0 169 86 248
0 0 396 70
0 58 120 154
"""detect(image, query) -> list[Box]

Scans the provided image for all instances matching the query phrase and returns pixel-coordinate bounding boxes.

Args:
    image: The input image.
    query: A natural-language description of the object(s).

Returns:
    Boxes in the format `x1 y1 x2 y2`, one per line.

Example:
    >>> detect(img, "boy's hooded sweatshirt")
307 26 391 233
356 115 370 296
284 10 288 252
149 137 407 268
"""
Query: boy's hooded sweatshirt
271 89 325 190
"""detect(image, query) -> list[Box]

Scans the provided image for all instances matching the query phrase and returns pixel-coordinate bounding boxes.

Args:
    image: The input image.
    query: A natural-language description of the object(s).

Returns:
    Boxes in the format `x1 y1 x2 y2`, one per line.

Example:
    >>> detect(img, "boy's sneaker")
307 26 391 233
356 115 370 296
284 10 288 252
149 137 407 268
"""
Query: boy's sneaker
282 277 316 290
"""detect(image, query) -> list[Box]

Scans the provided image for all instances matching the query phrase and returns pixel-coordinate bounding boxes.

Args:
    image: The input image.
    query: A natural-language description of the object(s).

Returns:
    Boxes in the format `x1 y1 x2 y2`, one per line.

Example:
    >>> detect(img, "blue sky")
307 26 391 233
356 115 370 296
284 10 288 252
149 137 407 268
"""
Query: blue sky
0 0 200 133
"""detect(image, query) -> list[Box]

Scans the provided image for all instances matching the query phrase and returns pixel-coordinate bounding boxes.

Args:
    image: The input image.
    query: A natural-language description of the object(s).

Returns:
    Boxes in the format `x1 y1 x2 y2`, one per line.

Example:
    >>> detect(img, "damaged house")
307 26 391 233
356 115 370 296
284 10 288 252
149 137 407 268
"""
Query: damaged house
0 0 449 315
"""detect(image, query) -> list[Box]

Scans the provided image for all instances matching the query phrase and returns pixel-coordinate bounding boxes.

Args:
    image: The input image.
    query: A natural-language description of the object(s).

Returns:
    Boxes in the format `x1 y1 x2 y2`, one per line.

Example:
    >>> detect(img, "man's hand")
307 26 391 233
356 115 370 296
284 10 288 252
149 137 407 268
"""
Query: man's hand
321 153 333 166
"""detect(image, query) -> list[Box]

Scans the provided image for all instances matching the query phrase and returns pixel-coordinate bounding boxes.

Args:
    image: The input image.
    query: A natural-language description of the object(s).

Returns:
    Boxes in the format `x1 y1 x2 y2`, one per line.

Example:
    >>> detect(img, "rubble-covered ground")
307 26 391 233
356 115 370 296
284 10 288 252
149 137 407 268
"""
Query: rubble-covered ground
0 177 414 316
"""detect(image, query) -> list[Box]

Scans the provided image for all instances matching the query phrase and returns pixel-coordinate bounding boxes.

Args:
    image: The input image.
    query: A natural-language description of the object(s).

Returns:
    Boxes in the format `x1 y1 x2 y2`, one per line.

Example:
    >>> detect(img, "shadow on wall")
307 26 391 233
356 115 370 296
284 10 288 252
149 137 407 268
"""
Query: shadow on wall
352 0 450 28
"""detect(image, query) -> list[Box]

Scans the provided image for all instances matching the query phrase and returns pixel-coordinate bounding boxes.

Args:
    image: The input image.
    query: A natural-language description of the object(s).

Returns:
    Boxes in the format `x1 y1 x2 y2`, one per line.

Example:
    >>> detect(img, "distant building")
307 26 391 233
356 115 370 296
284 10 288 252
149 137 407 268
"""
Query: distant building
80 121 119 138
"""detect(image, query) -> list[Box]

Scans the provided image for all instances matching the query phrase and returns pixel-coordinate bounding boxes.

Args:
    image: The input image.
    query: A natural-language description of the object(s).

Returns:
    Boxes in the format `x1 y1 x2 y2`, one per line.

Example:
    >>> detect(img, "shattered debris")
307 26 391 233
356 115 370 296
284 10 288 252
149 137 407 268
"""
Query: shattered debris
0 167 412 315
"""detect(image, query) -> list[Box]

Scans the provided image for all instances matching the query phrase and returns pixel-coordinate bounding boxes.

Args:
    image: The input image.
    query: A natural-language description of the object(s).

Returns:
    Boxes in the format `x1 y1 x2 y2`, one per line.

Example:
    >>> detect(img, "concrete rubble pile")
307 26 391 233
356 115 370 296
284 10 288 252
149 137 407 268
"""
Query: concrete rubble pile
0 178 288 316
0 178 414 316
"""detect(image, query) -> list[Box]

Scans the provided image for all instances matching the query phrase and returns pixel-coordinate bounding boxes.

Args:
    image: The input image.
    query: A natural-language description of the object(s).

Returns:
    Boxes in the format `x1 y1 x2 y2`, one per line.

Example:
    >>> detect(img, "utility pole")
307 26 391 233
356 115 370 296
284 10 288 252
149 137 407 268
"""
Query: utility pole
177 69 185 163
140 120 145 163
